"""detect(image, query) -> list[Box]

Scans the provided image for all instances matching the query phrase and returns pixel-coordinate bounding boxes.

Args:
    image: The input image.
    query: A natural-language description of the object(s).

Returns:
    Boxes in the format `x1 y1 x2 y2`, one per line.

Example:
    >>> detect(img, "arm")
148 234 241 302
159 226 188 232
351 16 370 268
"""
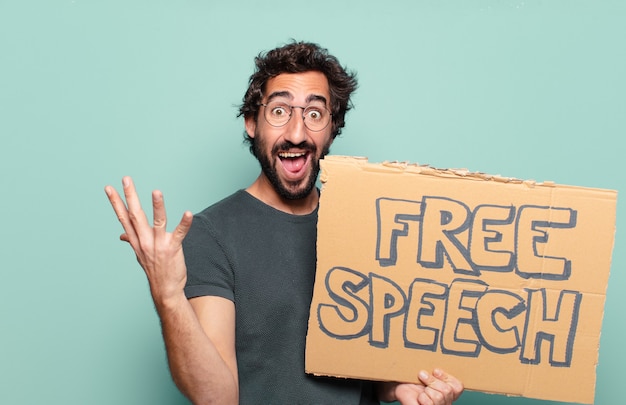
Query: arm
105 177 238 404
377 369 464 405
160 294 238 404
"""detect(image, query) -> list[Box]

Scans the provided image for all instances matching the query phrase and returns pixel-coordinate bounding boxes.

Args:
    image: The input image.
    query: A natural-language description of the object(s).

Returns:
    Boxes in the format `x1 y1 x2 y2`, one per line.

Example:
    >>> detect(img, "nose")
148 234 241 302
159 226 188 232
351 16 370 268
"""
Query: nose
283 108 307 145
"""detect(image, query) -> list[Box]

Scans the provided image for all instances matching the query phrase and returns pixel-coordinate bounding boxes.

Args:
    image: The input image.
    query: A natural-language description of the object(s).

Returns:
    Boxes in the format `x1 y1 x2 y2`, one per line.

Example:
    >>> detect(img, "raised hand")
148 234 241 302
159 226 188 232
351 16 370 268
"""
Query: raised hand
104 176 193 307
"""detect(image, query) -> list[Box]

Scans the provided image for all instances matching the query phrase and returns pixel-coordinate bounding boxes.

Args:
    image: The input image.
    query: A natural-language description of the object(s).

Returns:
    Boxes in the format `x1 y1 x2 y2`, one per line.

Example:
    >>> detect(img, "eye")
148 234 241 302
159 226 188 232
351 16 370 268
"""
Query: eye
305 107 323 121
271 105 289 117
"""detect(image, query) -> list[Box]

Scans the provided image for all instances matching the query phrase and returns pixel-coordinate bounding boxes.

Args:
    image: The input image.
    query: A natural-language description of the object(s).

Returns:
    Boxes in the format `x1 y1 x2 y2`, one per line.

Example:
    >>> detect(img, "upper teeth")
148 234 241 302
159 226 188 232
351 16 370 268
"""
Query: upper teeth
279 152 305 158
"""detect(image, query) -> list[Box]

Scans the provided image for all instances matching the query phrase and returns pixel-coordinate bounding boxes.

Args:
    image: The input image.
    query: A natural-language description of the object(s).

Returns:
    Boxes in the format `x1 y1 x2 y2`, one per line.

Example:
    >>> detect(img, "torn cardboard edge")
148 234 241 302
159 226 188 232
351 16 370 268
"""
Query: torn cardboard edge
306 155 617 404
320 155 597 188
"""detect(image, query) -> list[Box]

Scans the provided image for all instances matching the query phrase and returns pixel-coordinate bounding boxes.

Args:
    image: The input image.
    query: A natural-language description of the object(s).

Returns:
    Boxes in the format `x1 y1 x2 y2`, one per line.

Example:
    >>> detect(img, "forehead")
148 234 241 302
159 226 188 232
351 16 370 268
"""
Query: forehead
264 71 330 102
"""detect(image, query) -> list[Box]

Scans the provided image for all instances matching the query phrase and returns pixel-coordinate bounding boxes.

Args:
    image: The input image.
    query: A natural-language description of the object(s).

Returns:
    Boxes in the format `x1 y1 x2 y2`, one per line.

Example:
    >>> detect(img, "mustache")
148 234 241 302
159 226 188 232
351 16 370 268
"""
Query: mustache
273 141 316 154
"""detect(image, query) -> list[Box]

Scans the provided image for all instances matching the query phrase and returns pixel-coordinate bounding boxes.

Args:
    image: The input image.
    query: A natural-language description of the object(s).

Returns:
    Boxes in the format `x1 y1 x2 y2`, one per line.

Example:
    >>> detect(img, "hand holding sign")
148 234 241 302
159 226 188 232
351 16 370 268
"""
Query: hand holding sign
379 369 464 405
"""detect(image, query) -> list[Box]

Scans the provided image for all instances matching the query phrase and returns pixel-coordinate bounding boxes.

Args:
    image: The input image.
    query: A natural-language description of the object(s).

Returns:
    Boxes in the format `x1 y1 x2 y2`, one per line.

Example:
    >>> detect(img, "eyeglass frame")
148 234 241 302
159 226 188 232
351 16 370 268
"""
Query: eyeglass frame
259 101 333 132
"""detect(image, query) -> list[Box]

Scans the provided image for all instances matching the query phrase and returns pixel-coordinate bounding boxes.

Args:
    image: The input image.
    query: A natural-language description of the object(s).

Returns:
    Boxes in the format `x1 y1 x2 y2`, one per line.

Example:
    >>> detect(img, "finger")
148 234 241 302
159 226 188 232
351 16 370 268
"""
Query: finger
122 176 151 233
416 390 435 405
422 386 446 405
152 190 167 238
419 371 453 403
394 384 422 405
171 210 193 245
432 369 464 400
105 185 140 247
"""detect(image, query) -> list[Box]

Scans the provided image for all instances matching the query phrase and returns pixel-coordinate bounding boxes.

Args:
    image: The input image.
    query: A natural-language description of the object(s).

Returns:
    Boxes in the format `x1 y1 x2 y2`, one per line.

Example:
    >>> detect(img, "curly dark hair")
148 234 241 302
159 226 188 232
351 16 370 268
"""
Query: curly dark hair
238 41 358 153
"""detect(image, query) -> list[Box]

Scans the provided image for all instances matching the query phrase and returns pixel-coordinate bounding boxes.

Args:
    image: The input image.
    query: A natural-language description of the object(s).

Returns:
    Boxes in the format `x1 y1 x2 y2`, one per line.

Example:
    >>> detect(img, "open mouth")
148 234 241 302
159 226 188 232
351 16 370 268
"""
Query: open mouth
278 151 310 175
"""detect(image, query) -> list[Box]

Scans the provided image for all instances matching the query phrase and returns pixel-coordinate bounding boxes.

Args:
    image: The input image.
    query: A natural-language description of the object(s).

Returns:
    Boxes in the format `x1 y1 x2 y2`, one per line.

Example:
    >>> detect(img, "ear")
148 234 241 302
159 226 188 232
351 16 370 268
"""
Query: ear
245 116 257 139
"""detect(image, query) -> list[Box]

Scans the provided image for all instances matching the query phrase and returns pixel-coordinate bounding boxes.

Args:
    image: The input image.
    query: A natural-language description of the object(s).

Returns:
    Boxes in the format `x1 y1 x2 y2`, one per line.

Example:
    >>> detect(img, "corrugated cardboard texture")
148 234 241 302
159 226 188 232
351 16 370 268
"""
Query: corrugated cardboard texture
305 156 617 404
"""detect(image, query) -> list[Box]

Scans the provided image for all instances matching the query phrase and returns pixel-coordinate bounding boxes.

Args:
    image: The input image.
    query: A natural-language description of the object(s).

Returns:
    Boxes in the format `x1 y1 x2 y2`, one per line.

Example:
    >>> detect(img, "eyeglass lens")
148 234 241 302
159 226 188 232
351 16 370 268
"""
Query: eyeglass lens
263 101 330 131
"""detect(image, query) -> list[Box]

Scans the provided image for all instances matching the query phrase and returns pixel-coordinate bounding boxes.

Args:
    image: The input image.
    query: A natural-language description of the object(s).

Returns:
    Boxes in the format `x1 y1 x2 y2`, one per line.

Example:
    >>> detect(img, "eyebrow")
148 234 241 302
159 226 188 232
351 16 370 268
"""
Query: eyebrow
306 94 328 105
265 91 328 105
266 91 292 102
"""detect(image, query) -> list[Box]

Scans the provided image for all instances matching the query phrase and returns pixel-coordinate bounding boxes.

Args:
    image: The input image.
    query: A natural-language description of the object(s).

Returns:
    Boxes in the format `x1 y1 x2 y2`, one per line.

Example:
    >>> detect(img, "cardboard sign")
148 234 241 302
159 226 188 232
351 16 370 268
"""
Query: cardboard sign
305 156 617 404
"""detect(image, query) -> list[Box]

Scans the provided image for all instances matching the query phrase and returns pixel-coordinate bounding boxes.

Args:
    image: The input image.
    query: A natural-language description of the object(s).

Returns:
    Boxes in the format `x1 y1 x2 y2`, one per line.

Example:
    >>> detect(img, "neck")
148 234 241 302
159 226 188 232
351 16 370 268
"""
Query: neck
246 173 318 215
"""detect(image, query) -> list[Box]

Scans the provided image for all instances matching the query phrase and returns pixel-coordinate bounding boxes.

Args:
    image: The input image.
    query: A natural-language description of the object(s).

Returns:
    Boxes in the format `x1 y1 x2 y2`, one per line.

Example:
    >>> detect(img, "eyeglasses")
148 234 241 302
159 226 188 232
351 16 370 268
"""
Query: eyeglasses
260 101 332 132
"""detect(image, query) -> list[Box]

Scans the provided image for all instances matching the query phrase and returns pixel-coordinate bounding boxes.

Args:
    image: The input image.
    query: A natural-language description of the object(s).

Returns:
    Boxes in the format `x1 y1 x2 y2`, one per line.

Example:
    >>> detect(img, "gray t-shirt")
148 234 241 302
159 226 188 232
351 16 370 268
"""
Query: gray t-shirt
183 190 378 404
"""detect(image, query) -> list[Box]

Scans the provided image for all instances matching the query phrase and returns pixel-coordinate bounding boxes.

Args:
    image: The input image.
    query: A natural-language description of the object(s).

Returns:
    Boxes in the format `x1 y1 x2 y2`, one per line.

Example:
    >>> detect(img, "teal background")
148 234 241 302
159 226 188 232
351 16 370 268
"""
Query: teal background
1 1 623 404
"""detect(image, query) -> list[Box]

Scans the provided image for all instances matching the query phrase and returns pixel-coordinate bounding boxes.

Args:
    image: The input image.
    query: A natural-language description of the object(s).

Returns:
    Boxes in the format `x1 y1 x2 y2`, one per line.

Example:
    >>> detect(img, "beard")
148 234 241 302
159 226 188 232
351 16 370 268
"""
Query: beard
252 132 331 200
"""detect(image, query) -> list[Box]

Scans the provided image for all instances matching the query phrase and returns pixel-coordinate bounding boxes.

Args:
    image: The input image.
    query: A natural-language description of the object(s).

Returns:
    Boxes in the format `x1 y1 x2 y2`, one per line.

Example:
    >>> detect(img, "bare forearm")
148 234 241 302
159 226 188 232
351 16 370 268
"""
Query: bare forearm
105 180 238 404
155 293 238 405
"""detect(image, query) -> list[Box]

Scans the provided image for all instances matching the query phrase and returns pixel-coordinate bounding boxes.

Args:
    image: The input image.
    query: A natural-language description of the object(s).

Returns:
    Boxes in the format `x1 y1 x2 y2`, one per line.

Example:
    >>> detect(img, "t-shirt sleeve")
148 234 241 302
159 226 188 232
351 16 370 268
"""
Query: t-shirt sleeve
182 214 235 302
